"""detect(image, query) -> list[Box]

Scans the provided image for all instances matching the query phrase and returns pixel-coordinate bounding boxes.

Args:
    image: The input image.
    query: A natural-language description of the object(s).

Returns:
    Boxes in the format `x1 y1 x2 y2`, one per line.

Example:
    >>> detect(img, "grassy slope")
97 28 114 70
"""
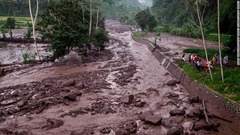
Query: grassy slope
176 60 240 103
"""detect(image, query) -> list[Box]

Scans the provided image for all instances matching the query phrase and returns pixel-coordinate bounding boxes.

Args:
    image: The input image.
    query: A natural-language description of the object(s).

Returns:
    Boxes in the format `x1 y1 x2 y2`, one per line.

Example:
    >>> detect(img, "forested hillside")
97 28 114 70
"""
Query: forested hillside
151 0 236 52
0 0 48 16
152 0 236 34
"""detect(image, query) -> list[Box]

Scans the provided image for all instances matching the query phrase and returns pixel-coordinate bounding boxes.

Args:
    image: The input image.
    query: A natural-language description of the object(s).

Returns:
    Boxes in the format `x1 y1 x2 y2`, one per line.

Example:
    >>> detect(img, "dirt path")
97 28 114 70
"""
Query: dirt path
0 20 239 135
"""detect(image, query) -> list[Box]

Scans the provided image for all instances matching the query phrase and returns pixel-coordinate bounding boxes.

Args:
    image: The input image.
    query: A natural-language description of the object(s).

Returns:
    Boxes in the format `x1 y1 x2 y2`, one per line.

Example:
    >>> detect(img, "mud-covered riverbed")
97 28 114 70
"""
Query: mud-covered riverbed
0 20 239 135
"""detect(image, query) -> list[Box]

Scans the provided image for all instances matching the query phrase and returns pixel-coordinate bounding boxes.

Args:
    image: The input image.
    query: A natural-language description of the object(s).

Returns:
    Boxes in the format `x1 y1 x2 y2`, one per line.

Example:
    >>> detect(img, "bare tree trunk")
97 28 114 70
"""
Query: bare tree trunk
2 32 6 39
218 0 224 83
196 2 213 81
10 29 12 40
29 0 41 60
8 5 10 16
82 1 85 23
89 0 92 36
95 8 99 33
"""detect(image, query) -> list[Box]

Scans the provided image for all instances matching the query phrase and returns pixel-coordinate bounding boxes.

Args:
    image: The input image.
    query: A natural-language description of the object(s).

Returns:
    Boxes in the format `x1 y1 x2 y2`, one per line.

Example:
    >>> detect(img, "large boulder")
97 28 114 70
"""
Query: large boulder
120 95 134 104
144 115 162 125
189 96 201 103
62 79 76 87
115 129 128 135
186 108 202 118
162 116 184 128
138 111 154 121
75 82 85 89
124 121 138 134
169 109 185 116
63 94 77 101
193 120 208 131
167 126 184 135
100 127 112 134
166 80 177 86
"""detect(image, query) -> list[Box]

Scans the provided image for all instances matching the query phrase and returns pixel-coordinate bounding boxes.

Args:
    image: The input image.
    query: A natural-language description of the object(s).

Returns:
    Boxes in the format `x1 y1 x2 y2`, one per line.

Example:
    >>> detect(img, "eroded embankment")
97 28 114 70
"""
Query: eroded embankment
132 32 240 134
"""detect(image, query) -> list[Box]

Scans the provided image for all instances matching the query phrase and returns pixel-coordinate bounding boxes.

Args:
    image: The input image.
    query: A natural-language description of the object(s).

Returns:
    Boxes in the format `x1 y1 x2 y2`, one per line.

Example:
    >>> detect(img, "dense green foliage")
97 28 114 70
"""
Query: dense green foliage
38 0 109 58
205 33 232 47
2 17 15 38
4 17 15 30
176 60 240 103
0 0 48 16
151 0 237 53
134 8 157 31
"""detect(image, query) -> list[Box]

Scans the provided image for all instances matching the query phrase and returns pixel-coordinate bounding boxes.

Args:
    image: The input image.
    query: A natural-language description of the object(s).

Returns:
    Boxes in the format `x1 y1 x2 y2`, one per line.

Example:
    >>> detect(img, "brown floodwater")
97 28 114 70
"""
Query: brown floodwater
0 20 239 135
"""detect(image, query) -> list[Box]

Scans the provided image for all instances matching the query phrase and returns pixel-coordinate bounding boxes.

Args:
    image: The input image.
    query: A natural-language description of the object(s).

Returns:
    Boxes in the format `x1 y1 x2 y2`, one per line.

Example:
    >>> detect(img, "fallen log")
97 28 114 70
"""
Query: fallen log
202 100 210 125
208 114 232 123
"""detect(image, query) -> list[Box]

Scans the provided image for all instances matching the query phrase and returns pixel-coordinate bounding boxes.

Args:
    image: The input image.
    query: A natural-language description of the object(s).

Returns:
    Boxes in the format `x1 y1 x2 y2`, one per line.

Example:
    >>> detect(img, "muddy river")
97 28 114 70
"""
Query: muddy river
0 20 239 135
0 42 52 64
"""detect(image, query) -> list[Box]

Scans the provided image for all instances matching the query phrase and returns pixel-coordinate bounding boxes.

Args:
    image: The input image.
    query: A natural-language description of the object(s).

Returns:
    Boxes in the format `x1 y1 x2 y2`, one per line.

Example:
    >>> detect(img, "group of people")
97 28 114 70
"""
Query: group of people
210 54 229 66
183 53 229 72
188 54 202 71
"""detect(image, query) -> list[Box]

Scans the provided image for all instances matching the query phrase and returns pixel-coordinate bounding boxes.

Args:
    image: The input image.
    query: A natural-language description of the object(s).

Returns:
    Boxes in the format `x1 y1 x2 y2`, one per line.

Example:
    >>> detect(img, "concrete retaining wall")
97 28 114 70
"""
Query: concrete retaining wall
131 34 240 116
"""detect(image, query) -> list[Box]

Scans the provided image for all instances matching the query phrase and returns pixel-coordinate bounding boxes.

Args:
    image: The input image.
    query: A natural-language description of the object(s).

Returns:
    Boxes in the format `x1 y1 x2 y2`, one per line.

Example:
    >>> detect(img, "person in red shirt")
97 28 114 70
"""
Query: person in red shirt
212 54 217 65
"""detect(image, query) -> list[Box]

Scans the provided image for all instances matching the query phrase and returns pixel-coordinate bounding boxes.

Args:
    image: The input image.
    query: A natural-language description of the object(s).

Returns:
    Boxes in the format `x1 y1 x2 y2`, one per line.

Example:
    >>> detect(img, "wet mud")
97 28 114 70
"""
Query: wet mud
0 20 239 135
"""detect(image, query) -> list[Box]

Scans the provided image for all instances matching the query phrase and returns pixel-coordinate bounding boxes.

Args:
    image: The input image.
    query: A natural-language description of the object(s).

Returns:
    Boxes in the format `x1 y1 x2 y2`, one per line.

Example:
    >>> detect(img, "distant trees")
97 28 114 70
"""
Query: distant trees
38 0 109 58
134 8 157 31
0 0 49 16
4 17 15 39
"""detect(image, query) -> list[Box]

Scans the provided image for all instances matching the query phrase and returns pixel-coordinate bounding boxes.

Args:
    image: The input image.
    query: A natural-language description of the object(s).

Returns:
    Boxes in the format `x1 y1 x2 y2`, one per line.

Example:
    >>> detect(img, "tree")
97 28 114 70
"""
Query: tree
194 0 213 81
93 29 109 50
89 0 92 36
0 20 7 39
28 0 41 60
217 0 224 82
4 17 15 39
134 8 157 31
38 0 109 58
